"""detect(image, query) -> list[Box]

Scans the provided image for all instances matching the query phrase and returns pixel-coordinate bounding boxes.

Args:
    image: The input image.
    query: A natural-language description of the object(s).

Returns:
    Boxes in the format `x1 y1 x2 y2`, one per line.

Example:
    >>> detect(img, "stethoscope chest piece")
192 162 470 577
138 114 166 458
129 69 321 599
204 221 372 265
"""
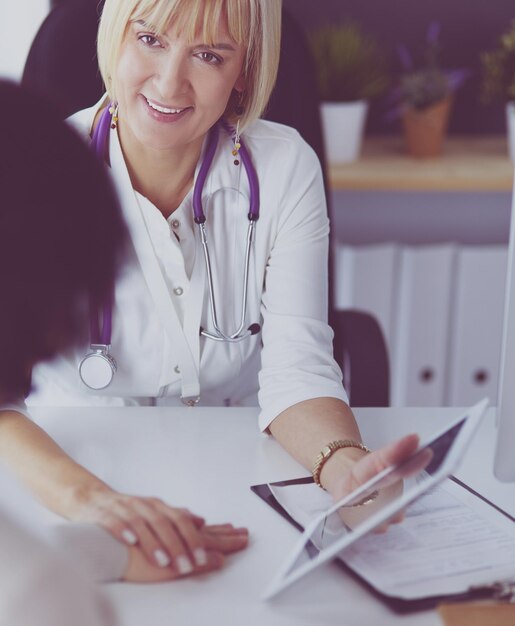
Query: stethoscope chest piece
79 345 117 390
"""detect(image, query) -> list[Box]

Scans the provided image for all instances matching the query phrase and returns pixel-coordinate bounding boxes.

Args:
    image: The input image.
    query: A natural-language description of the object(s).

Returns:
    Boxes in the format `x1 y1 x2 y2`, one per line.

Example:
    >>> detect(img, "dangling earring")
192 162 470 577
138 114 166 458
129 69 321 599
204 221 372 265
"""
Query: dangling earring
109 103 119 130
232 119 241 166
231 97 244 166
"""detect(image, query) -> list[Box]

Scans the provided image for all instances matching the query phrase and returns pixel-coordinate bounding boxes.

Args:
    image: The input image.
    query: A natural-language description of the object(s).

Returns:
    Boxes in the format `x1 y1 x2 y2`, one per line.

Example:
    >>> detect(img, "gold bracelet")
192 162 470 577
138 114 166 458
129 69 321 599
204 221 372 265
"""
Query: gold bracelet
312 439 371 489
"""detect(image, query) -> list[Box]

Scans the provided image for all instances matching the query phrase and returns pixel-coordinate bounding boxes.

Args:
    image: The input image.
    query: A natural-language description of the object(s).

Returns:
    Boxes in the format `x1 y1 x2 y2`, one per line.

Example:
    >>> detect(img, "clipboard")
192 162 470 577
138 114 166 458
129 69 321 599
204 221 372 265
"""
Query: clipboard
251 477 515 612
250 400 515 612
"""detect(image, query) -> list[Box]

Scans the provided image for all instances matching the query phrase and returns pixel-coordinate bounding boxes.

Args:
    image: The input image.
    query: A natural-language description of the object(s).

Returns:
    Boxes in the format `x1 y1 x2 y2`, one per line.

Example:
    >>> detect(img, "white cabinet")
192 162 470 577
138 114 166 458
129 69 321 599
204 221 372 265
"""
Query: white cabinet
328 137 513 407
334 243 508 407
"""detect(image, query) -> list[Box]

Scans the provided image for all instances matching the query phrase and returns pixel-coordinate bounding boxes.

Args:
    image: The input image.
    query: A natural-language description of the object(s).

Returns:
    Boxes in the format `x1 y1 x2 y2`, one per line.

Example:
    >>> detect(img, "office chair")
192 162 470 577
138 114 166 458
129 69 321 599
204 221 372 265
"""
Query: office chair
332 310 389 406
22 0 104 118
22 1 390 406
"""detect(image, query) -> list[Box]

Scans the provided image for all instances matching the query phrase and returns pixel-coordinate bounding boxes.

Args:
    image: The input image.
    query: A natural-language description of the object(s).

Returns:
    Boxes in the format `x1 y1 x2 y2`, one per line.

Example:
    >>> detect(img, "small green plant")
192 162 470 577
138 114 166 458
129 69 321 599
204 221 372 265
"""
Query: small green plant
481 20 515 104
310 22 389 102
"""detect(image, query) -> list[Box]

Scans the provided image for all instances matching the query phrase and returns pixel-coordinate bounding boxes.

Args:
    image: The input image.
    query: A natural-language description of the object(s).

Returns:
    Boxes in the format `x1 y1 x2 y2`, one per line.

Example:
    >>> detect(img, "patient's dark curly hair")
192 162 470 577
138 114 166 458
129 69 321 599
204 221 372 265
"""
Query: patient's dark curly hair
0 80 126 400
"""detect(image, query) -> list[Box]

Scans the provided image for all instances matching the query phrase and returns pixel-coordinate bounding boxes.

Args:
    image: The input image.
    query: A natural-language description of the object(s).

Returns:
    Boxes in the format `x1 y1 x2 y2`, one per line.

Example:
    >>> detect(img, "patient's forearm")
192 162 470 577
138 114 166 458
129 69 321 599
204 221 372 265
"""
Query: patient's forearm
0 410 111 518
0 410 252 579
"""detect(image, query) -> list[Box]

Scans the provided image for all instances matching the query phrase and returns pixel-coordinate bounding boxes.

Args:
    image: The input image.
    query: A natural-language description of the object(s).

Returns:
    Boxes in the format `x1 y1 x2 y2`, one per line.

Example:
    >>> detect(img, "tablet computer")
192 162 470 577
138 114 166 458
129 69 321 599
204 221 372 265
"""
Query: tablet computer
260 398 490 600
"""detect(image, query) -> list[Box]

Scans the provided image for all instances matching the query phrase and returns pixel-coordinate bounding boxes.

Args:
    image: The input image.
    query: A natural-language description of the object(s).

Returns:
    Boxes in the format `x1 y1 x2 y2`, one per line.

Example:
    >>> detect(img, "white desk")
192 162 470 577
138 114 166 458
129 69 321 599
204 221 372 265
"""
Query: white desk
29 406 514 626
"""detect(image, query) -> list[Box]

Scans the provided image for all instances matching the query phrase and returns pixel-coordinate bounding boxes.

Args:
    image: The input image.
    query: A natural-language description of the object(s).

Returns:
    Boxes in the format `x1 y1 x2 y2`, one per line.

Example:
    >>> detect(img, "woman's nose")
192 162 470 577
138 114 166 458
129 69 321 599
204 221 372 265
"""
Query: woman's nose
154 51 190 101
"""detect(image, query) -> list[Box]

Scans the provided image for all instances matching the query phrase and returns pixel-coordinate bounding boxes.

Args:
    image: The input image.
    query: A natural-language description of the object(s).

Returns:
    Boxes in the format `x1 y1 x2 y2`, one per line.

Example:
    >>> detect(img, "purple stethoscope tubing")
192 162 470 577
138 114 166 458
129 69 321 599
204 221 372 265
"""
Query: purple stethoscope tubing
89 104 115 345
87 104 261 353
196 119 261 342
193 120 259 224
77 105 118 391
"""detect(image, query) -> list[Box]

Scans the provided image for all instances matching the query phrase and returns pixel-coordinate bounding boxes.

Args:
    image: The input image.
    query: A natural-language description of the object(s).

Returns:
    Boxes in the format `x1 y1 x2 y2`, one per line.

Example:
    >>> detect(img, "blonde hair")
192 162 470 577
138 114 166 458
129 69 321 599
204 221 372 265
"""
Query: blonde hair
97 0 282 130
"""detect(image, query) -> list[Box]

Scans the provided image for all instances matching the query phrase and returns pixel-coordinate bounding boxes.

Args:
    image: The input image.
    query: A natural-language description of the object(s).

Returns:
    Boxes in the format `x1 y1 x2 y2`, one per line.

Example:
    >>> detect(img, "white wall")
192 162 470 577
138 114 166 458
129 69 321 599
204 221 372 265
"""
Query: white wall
0 0 50 80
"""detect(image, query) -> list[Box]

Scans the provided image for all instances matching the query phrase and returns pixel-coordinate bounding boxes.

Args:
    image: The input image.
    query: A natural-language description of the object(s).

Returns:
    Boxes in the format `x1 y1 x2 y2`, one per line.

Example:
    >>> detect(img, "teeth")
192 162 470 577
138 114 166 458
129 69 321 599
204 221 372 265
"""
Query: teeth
146 98 185 114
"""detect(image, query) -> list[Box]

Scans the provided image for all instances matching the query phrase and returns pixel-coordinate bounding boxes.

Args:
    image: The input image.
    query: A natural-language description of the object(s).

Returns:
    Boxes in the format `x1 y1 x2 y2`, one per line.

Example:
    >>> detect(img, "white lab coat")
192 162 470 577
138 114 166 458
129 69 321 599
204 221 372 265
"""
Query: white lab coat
27 99 347 431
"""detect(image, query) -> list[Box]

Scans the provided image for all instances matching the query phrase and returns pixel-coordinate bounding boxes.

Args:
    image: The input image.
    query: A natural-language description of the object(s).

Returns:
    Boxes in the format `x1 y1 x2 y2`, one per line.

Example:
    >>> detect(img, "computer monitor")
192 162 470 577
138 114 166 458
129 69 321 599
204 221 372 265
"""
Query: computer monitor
494 174 515 482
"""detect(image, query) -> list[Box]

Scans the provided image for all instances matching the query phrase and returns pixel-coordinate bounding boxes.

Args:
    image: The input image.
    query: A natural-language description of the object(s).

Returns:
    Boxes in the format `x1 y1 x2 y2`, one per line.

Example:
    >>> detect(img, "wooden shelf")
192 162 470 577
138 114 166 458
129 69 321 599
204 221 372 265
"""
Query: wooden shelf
329 136 514 192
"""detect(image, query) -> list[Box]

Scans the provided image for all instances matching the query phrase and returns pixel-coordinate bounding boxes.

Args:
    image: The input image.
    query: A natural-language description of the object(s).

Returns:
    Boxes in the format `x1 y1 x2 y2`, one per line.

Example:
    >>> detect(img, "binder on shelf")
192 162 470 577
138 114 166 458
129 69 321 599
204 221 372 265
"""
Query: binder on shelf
391 244 457 407
447 245 507 406
333 243 400 350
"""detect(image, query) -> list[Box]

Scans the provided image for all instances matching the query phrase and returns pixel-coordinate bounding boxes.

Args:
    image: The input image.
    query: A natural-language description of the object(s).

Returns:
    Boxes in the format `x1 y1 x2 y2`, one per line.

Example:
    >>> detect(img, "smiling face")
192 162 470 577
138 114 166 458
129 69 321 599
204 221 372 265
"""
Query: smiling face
114 18 246 153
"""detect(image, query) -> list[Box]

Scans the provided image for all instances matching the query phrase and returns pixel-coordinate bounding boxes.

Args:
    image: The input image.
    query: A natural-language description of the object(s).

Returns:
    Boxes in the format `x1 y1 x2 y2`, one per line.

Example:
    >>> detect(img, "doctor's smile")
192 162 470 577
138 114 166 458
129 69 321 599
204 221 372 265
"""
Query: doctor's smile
141 95 192 122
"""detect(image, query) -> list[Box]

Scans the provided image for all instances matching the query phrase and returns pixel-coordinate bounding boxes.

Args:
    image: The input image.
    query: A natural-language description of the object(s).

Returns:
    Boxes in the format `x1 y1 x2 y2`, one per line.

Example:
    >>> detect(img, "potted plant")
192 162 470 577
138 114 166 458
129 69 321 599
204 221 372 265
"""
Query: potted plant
480 20 515 161
392 22 468 158
310 21 389 163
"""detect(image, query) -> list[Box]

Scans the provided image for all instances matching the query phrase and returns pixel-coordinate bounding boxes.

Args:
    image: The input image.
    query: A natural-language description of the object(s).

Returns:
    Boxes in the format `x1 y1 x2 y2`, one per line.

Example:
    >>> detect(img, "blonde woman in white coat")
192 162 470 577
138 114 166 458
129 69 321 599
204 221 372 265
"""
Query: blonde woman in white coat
2 0 418 583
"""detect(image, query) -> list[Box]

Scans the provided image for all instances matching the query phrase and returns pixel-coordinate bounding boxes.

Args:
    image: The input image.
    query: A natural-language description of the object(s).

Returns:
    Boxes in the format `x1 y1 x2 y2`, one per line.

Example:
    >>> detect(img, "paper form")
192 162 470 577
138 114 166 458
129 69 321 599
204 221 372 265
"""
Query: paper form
269 482 332 529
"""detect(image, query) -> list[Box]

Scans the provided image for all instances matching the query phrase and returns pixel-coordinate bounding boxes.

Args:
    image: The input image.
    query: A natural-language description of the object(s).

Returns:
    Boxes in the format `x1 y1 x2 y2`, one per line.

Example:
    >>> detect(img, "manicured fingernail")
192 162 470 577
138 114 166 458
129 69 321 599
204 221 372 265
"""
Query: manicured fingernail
194 548 208 566
121 529 138 545
154 549 171 568
176 555 194 575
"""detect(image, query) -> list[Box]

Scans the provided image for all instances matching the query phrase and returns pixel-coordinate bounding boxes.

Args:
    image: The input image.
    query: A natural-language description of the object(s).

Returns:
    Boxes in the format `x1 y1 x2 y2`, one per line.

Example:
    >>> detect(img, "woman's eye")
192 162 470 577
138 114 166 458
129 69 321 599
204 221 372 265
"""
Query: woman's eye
198 51 222 65
139 34 160 48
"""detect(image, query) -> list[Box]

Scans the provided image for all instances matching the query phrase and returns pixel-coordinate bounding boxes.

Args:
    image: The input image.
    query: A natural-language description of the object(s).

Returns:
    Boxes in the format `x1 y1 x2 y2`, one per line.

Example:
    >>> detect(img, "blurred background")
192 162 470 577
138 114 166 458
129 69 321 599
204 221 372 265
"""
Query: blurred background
284 0 514 135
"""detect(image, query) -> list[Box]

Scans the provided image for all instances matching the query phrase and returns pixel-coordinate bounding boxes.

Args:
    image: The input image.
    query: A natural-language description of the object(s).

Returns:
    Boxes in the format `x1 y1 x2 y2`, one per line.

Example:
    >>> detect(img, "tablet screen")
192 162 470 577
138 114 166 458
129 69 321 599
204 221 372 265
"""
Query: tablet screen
277 417 468 583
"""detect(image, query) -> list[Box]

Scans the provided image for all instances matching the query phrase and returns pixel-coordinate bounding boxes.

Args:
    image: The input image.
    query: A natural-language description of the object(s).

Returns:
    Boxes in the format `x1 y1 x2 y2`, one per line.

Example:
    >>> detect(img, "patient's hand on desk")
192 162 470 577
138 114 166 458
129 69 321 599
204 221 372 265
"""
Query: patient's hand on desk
73 489 248 576
330 434 430 532
123 524 249 582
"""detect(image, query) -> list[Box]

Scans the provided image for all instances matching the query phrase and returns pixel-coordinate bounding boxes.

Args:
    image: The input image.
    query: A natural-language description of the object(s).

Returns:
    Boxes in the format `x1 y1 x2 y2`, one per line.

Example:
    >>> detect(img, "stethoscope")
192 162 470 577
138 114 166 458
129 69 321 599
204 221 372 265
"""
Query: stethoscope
79 104 261 391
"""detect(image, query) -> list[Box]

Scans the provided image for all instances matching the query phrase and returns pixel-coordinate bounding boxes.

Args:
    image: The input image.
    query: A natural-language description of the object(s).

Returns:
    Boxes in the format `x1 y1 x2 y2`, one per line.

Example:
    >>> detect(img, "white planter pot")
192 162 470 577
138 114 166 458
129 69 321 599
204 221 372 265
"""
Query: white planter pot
320 100 368 164
506 102 515 162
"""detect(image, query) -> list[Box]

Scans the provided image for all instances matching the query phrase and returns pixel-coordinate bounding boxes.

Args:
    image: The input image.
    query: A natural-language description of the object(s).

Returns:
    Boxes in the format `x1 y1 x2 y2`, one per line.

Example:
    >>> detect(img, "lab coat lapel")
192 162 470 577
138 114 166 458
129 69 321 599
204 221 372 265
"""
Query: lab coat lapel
109 127 201 401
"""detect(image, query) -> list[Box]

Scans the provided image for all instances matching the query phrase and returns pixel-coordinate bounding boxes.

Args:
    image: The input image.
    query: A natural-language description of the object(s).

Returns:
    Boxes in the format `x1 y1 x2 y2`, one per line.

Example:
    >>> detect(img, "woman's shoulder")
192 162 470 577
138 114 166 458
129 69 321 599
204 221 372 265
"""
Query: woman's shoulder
243 119 319 168
66 95 108 140
244 118 304 146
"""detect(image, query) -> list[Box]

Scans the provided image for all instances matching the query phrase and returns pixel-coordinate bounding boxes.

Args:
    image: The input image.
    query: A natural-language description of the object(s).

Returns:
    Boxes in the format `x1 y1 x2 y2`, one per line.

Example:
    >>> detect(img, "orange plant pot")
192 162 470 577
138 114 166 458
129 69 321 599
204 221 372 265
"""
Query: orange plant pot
402 97 452 158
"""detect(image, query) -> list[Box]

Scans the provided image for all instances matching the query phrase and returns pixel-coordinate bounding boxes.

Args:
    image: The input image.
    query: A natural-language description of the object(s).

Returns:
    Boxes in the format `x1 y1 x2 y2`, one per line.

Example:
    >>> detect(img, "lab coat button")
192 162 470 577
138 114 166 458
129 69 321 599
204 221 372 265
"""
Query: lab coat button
174 365 180 374
173 287 184 296
171 219 180 229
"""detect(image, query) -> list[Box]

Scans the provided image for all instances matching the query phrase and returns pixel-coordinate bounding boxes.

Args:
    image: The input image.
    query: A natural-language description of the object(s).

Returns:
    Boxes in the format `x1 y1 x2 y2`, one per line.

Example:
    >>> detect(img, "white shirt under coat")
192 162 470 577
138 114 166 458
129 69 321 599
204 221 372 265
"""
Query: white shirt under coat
27 99 347 431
